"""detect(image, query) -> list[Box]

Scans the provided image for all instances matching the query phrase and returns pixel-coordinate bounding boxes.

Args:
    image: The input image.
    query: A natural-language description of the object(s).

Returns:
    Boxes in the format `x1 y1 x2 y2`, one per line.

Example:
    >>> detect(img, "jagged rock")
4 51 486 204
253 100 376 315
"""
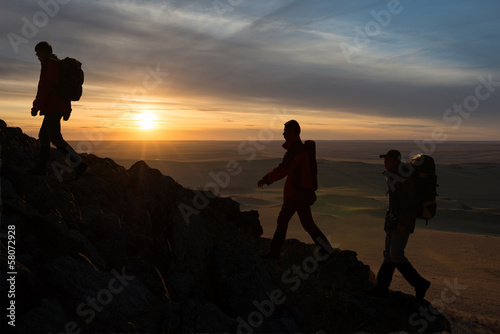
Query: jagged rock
0 120 451 333
238 209 264 237
317 250 372 293
17 298 72 333
213 239 275 317
163 299 237 333
64 229 107 269
0 178 26 214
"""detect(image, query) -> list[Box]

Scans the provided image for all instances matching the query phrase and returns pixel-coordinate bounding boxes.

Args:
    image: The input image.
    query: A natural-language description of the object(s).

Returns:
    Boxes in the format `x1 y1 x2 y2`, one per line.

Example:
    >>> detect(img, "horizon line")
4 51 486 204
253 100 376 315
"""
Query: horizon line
64 139 500 143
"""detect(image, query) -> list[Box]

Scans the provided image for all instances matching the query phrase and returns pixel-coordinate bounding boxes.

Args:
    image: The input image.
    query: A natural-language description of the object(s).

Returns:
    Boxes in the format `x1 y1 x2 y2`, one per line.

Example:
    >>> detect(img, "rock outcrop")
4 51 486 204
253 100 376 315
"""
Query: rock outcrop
0 120 450 333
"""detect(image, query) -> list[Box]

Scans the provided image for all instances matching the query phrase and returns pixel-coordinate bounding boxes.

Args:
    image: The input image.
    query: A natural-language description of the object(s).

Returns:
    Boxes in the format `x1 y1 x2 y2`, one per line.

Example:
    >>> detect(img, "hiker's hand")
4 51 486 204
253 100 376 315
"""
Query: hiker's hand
63 114 70 121
257 179 265 188
31 108 38 116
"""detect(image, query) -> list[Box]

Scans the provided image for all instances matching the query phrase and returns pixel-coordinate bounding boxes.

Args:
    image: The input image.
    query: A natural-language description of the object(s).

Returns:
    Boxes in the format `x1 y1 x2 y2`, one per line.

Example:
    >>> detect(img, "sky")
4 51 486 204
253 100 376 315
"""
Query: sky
1 0 499 141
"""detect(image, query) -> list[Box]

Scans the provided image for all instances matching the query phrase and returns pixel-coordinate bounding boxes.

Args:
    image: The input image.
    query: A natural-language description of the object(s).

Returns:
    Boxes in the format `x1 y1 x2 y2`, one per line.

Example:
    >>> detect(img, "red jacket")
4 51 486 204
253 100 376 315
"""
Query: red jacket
33 55 71 116
263 137 315 199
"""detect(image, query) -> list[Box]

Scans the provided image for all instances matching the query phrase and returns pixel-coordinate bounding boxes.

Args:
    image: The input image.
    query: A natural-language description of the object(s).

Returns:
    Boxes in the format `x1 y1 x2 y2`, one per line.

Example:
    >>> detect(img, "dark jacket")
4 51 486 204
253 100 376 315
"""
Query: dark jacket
33 54 71 117
384 165 417 233
263 137 315 203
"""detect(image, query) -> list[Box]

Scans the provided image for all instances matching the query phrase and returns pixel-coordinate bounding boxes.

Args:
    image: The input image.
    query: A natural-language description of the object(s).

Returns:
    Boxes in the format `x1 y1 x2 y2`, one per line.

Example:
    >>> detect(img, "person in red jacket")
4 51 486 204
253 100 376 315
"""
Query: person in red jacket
28 41 87 178
257 120 334 259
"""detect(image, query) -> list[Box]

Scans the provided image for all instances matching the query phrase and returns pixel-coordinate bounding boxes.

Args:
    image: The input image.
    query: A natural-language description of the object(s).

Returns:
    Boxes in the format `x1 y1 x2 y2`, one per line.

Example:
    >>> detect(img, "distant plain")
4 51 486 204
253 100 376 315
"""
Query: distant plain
76 140 500 333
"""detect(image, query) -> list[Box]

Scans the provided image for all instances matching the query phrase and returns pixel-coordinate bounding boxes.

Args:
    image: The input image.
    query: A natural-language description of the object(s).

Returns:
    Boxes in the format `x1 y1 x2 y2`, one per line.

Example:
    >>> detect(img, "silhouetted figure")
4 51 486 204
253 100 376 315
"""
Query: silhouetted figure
257 120 334 259
27 41 87 178
367 149 430 301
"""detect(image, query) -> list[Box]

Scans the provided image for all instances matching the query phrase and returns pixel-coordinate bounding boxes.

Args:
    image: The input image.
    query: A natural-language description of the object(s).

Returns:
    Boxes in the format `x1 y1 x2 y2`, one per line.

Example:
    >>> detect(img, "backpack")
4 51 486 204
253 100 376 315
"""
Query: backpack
410 153 438 224
56 57 84 101
304 140 318 191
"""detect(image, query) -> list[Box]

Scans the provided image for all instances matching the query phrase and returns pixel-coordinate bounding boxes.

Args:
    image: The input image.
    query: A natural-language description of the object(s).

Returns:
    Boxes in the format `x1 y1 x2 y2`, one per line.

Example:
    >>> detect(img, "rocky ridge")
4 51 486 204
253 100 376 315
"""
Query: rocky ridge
0 120 450 333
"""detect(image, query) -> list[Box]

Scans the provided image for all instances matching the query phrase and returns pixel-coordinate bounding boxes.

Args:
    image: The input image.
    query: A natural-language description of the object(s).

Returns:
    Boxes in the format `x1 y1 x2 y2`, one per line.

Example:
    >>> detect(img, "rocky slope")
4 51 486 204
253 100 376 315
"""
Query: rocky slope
0 120 450 333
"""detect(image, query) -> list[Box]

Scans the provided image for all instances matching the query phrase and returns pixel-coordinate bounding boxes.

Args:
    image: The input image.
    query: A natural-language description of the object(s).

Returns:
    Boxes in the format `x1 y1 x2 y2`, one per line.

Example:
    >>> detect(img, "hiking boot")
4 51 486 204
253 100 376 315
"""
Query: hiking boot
415 279 431 302
74 162 88 179
376 261 396 290
262 231 285 260
396 262 430 301
364 286 389 298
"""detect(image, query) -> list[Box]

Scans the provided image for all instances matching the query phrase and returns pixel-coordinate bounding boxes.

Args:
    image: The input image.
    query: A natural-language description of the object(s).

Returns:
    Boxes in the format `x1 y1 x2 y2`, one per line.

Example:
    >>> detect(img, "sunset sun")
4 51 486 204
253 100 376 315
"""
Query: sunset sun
138 113 156 130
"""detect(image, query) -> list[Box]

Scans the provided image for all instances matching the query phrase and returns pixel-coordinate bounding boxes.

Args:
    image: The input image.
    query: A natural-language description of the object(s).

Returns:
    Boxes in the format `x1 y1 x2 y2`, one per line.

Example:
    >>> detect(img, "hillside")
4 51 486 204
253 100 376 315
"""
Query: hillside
0 120 450 333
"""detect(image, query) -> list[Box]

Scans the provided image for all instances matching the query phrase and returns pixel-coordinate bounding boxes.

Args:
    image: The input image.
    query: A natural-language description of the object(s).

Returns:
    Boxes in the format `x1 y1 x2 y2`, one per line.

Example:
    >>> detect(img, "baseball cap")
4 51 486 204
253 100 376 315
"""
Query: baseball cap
379 149 401 160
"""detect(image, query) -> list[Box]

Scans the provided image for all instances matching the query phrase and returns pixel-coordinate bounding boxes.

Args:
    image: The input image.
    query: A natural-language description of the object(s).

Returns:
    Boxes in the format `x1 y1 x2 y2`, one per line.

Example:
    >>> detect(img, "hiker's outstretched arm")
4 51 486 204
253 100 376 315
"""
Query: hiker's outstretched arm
262 150 300 185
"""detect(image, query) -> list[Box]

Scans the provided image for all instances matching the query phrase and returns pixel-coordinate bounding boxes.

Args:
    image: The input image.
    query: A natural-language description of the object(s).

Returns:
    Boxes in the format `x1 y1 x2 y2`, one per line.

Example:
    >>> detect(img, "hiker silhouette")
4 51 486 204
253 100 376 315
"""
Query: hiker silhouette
366 149 431 301
257 120 334 259
28 41 87 179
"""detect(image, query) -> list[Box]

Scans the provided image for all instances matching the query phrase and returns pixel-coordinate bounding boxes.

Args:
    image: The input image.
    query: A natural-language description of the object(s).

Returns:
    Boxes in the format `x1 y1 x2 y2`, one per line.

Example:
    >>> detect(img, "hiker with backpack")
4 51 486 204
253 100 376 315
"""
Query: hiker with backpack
28 41 87 178
257 120 334 259
366 149 431 301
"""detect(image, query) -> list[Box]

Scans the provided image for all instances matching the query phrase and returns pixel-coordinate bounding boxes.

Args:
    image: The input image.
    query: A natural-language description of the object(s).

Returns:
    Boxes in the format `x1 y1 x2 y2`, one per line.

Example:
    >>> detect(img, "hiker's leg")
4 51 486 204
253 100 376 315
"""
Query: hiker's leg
366 259 397 297
46 114 77 166
297 204 333 255
28 116 51 174
388 229 410 263
376 261 397 290
56 142 87 179
56 144 83 168
396 261 428 288
48 113 86 174
380 232 397 288
366 232 397 297
276 198 297 234
38 115 52 148
267 199 296 256
396 262 431 301
390 230 431 299
46 114 69 148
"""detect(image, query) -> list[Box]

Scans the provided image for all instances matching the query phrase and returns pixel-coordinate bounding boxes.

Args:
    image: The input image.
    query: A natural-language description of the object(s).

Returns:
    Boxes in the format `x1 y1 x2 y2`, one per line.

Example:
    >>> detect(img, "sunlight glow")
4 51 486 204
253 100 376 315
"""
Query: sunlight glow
138 112 156 130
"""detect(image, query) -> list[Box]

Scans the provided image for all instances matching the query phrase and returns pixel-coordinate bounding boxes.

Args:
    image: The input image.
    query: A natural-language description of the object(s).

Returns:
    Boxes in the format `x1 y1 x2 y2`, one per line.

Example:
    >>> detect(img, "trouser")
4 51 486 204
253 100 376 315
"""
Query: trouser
383 229 410 263
377 230 427 289
268 197 333 255
37 114 81 167
39 114 69 149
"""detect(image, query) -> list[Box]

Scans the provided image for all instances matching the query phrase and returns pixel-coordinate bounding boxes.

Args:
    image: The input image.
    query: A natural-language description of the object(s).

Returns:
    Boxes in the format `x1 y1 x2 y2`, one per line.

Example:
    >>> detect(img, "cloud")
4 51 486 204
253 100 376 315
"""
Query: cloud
1 0 499 139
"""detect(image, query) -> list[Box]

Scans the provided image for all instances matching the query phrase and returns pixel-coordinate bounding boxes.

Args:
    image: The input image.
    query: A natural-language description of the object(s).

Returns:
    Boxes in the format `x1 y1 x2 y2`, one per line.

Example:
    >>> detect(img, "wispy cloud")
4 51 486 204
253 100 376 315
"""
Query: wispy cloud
1 0 499 140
